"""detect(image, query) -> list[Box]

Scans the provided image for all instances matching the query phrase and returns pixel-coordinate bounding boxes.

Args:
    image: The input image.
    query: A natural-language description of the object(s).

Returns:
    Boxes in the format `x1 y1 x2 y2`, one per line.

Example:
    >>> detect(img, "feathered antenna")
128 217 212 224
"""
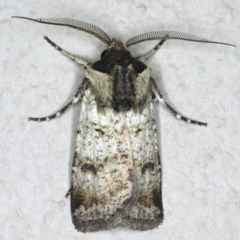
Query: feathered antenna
12 16 111 45
126 31 235 47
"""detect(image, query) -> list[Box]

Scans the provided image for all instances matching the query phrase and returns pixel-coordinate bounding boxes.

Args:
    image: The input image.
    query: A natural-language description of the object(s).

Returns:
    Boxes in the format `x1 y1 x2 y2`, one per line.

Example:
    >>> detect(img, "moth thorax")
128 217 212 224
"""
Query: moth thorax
110 39 127 51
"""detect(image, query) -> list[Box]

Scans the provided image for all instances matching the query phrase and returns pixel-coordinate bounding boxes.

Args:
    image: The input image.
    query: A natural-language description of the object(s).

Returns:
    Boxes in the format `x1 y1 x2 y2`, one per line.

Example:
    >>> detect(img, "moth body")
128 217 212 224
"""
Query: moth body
72 46 162 231
12 16 234 232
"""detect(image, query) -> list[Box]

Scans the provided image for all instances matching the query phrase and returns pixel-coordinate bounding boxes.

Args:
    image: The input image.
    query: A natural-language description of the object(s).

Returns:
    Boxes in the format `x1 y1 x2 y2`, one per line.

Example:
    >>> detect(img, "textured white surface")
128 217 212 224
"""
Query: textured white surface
1 0 240 239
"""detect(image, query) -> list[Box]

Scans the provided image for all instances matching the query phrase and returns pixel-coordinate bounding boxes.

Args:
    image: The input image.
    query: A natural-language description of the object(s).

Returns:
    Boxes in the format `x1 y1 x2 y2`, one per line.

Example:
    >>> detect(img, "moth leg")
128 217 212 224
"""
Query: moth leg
28 79 89 122
65 188 71 199
151 79 207 126
138 40 166 62
44 36 90 67
28 91 80 122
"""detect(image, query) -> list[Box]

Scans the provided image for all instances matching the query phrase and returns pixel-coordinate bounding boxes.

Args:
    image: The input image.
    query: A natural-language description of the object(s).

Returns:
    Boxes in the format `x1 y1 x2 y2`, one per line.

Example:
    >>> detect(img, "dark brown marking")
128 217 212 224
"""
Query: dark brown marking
154 39 166 51
95 128 104 134
153 188 163 209
44 36 62 51
81 163 97 175
142 162 155 174
136 128 142 133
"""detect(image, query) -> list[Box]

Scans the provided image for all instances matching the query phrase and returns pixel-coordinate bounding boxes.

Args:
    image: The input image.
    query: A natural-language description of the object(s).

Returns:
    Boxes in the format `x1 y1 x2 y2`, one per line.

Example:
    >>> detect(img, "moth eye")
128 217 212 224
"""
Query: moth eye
101 49 108 59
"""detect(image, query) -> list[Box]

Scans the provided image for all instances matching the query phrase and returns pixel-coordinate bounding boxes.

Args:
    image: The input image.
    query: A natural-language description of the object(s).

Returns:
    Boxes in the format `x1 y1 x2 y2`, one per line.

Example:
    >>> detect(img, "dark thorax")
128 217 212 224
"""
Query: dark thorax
92 40 150 112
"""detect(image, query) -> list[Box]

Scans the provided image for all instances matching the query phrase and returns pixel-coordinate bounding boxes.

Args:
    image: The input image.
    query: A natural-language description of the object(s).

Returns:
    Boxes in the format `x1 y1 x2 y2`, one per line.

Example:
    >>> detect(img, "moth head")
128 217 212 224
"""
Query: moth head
101 38 130 59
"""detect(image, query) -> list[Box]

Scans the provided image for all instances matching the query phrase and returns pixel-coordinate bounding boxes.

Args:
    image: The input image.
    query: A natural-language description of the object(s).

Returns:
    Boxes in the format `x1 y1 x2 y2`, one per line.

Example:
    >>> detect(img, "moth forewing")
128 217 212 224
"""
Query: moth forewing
13 16 235 232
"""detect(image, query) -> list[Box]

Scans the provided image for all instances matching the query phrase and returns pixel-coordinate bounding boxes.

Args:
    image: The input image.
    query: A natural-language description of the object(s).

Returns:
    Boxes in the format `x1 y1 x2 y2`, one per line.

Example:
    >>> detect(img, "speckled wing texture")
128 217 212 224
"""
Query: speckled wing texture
71 84 138 232
71 51 163 232
122 102 163 230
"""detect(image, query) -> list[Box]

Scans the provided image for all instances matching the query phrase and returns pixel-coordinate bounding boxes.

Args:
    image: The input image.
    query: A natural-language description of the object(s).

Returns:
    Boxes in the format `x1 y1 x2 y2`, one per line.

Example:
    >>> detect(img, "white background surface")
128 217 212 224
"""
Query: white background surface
1 0 240 239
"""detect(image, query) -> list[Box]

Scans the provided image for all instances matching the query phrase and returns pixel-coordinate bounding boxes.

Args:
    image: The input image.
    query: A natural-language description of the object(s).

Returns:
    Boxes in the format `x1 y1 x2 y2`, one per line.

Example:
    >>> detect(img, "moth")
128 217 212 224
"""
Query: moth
12 16 235 232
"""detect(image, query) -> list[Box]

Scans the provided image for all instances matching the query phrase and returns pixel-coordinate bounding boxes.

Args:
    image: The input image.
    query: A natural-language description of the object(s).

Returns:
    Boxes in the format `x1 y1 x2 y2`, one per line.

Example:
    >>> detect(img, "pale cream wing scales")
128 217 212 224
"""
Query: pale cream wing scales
122 101 163 230
71 86 137 232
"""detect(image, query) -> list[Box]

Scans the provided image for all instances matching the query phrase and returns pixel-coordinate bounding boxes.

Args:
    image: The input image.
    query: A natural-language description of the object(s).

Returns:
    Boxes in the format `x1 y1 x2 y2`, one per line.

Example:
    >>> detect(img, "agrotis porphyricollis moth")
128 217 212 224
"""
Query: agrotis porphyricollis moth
12 16 235 232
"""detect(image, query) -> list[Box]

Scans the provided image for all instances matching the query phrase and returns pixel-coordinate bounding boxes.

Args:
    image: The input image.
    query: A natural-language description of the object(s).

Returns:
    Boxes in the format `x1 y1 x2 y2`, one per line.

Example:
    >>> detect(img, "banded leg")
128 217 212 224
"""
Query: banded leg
29 79 89 122
44 36 90 67
138 39 166 62
151 79 207 126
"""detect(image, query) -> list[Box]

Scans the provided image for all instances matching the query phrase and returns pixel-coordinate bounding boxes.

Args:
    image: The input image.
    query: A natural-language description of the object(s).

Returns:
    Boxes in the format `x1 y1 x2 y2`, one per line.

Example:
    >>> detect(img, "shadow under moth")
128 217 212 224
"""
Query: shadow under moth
12 16 235 232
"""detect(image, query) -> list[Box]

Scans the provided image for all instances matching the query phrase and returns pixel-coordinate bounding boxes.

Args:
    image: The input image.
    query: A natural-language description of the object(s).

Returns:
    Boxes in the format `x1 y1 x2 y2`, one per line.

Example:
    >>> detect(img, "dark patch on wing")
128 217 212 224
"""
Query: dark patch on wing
153 188 163 210
95 128 105 134
141 162 155 174
136 128 142 133
113 98 132 112
81 163 97 175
